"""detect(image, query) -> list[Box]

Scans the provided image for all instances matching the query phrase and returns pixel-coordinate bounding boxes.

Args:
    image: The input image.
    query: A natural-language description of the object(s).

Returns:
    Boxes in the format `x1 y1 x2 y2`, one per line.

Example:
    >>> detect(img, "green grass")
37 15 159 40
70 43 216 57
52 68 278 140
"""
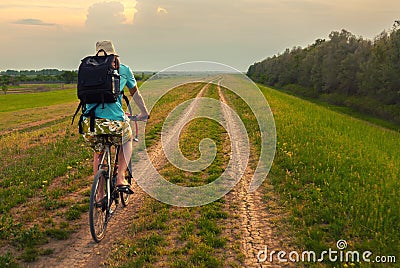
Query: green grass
0 119 92 263
0 122 92 213
0 252 19 268
0 88 77 113
65 203 89 220
260 84 400 264
276 85 400 132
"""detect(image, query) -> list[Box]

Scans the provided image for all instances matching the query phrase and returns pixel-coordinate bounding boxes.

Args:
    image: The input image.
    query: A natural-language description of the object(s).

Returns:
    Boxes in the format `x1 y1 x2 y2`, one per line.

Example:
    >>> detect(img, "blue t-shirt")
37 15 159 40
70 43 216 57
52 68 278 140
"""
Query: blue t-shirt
85 63 136 121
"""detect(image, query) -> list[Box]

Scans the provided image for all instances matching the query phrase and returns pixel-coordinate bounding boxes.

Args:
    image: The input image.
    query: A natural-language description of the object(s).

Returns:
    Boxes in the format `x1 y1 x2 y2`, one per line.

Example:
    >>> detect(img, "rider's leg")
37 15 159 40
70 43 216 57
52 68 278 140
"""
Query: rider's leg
116 138 133 186
93 152 102 174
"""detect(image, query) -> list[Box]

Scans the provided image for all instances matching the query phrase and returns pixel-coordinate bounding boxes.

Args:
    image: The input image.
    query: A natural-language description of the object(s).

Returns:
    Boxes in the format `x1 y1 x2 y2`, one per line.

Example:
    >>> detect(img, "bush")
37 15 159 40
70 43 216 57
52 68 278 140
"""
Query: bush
320 93 347 106
282 84 319 98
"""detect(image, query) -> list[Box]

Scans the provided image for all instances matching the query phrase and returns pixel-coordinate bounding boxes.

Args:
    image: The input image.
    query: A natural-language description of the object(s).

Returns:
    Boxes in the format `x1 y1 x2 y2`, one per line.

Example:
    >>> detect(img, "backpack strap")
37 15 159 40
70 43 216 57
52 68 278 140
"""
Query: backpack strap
78 114 84 134
72 103 100 134
71 102 83 126
96 49 108 56
82 103 100 133
101 93 105 109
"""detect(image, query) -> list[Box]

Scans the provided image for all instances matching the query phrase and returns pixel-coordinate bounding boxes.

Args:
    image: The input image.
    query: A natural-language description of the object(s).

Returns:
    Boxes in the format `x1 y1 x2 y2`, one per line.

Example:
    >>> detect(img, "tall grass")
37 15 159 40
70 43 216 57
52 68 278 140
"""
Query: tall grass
261 85 399 263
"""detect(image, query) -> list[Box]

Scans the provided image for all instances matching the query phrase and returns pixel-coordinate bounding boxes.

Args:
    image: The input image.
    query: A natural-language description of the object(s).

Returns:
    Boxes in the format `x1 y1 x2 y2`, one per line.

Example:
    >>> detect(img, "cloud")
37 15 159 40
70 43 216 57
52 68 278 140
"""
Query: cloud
12 18 56 26
0 3 80 10
86 1 127 29
157 6 168 14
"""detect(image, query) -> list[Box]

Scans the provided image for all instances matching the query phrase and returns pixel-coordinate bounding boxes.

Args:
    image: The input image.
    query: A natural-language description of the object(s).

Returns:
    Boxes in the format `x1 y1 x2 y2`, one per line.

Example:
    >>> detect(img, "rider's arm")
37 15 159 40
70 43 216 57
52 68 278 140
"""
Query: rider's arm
128 85 138 96
129 84 148 116
123 64 148 117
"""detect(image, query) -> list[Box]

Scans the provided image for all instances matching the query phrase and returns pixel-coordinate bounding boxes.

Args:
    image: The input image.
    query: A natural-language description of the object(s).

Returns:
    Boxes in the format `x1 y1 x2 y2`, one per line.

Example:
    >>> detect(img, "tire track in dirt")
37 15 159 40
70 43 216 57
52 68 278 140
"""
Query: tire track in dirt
217 82 292 267
28 81 211 268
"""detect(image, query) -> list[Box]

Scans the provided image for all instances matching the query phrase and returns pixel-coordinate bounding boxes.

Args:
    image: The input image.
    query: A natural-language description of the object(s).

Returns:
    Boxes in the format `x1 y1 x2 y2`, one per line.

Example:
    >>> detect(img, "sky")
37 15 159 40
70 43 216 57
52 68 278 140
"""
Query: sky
0 0 399 72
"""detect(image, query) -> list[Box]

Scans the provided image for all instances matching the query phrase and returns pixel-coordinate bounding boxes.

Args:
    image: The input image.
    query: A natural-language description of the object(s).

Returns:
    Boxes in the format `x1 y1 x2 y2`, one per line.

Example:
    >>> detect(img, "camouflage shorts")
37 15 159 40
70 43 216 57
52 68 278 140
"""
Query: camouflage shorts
82 117 132 153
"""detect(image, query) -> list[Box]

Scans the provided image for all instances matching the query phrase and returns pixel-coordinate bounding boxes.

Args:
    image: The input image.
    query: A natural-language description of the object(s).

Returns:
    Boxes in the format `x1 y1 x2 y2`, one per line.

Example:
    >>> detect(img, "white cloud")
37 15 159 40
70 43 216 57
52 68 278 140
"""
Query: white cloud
86 1 127 29
157 7 168 14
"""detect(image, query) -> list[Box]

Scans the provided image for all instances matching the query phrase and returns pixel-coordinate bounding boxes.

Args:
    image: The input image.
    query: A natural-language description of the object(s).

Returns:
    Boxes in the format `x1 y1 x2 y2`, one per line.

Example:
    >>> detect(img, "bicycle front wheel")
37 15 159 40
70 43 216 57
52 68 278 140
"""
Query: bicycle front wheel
89 169 108 242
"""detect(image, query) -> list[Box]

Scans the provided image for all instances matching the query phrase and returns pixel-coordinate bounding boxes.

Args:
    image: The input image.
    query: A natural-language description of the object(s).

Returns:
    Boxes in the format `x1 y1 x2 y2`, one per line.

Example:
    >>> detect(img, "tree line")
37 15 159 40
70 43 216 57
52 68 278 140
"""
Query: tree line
0 69 153 90
247 26 400 125
0 70 78 85
1 69 65 76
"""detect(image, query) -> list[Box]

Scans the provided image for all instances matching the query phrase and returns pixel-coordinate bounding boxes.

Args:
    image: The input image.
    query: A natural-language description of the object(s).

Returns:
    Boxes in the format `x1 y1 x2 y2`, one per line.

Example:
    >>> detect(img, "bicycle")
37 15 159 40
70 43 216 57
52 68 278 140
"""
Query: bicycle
88 134 134 243
88 108 147 242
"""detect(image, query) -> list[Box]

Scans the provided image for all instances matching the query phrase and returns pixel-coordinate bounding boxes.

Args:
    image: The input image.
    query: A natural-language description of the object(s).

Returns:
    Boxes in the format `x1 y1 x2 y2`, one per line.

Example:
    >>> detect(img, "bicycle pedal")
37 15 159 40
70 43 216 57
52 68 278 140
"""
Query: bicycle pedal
117 185 134 194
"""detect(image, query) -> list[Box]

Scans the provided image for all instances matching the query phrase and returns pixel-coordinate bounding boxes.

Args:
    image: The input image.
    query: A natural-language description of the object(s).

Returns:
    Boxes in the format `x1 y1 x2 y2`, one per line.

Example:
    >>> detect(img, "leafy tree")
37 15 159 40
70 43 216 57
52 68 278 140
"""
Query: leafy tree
61 71 77 84
247 25 400 124
1 84 7 95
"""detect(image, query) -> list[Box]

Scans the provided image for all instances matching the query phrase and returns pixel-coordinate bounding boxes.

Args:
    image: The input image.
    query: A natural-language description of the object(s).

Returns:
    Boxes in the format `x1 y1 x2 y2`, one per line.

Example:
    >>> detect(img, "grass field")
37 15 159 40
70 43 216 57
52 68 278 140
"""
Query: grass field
0 79 399 266
0 84 76 113
0 106 92 263
262 85 400 263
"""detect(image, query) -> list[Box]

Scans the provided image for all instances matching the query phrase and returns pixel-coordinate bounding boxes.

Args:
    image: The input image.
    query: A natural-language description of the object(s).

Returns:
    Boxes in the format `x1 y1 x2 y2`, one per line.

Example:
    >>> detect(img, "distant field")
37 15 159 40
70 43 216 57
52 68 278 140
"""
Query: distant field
7 83 73 93
0 82 144 113
0 87 77 113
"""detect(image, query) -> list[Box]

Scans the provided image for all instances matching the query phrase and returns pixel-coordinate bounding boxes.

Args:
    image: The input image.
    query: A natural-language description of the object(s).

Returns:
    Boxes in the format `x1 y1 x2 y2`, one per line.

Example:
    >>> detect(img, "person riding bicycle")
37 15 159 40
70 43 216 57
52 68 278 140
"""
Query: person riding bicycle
82 40 149 194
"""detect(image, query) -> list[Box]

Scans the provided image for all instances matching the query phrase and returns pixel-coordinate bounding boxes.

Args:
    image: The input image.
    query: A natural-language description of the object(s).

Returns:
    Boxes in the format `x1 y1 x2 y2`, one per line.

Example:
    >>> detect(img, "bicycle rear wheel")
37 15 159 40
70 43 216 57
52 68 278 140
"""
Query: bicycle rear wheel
89 169 108 242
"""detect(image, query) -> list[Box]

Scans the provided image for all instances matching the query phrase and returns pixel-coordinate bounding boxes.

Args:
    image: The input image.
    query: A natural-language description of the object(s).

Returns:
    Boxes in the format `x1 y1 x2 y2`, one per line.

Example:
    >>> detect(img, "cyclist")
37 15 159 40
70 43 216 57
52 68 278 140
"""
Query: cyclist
82 40 149 195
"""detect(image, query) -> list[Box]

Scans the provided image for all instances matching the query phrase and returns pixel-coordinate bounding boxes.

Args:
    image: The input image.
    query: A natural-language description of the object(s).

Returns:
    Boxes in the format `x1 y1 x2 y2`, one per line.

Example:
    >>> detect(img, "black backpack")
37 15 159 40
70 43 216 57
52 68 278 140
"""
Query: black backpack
77 50 120 104
72 50 131 134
